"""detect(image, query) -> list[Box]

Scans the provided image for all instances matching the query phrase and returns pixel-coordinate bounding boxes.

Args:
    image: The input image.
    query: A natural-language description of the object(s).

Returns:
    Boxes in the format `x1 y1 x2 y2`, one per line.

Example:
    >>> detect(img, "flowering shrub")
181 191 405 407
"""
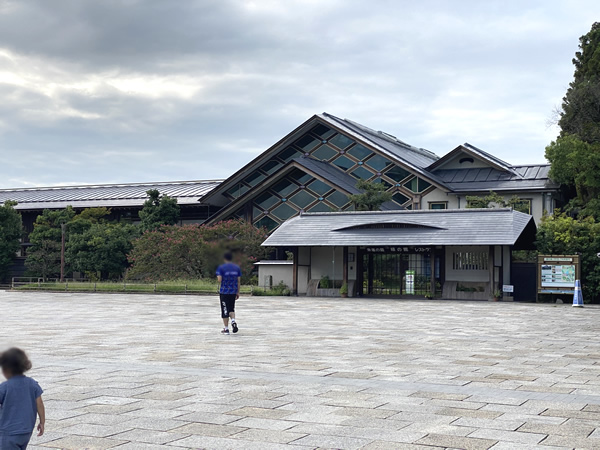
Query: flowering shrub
127 219 271 283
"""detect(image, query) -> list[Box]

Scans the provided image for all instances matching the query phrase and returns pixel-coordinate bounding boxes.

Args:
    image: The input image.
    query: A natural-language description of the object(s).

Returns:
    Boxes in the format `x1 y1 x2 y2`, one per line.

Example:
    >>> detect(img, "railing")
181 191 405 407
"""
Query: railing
10 278 254 295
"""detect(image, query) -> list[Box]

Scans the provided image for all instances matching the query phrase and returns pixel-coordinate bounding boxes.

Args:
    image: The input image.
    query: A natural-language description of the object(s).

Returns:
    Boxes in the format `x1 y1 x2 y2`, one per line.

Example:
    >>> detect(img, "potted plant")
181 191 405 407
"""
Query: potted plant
493 290 502 301
340 282 348 298
424 293 433 299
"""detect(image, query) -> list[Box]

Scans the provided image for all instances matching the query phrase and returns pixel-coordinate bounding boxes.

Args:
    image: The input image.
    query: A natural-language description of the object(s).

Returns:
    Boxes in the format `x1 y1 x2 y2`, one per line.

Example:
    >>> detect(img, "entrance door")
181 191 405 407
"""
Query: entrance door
363 252 437 297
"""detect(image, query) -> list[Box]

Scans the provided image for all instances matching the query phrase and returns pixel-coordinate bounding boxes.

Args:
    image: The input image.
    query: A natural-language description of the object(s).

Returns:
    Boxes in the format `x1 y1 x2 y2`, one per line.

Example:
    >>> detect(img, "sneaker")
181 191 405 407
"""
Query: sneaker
231 322 238 333
221 328 230 335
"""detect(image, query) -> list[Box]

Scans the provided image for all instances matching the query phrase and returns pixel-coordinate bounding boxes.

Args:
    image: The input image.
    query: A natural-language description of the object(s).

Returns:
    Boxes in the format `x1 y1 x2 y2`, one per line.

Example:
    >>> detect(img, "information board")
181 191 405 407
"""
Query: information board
537 255 580 294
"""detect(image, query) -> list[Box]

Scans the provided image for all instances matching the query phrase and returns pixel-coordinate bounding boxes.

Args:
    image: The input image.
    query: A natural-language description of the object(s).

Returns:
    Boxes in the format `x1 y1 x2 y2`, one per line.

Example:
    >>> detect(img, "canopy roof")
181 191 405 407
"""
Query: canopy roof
262 208 536 248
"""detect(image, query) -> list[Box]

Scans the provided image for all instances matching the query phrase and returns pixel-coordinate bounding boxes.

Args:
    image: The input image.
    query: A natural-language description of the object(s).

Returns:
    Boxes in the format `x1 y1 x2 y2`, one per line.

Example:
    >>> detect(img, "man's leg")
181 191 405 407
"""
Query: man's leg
229 296 238 333
220 295 230 333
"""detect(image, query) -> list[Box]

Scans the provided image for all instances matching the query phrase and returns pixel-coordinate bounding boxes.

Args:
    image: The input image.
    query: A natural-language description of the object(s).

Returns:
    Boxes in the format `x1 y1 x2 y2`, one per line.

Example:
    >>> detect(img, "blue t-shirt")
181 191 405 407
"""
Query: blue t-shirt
0 376 43 435
216 262 242 295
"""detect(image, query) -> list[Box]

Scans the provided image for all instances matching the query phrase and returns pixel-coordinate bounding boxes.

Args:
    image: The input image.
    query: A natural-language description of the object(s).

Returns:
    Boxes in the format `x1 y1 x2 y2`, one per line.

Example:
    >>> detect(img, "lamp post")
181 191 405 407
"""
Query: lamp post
60 223 66 283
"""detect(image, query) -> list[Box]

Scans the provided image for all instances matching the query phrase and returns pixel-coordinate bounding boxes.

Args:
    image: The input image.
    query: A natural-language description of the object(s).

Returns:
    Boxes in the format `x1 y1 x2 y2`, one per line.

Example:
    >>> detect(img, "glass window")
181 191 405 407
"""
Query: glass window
307 179 332 196
260 159 282 175
347 144 372 160
278 146 302 162
244 171 266 187
373 177 392 189
350 166 373 180
271 178 298 197
288 168 313 185
252 205 262 220
254 192 279 210
344 203 355 211
385 165 412 182
429 202 447 210
393 192 410 205
404 177 432 193
225 183 249 198
332 155 355 171
232 208 246 219
310 124 336 139
289 190 316 208
271 202 298 221
294 134 320 152
329 133 354 150
254 215 279 232
308 202 333 213
327 191 349 208
311 145 337 161
365 154 393 172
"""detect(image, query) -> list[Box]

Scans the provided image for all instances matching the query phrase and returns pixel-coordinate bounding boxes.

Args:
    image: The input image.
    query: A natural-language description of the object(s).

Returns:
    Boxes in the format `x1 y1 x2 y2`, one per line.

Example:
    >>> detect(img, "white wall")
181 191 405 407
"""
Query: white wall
310 247 344 281
258 264 293 289
445 246 490 282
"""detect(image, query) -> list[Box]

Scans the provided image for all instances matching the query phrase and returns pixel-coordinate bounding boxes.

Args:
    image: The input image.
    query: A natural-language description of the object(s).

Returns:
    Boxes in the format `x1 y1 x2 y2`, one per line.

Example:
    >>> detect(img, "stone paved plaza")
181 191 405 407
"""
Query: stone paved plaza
1 291 600 449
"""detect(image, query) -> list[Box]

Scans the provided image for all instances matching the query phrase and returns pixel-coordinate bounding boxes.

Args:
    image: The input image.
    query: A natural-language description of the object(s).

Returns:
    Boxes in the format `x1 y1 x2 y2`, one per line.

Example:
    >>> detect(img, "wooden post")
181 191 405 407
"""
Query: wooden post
292 246 299 296
60 223 66 283
367 253 374 295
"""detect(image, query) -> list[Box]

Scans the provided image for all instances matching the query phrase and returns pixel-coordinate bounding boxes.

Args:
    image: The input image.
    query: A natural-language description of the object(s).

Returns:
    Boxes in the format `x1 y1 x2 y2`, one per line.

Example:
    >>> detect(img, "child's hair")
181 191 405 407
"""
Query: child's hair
223 252 233 262
0 348 32 375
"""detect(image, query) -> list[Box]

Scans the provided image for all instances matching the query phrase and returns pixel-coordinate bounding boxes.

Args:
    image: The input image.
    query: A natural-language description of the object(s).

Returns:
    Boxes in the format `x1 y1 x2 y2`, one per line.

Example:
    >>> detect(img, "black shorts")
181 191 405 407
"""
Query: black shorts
220 293 236 318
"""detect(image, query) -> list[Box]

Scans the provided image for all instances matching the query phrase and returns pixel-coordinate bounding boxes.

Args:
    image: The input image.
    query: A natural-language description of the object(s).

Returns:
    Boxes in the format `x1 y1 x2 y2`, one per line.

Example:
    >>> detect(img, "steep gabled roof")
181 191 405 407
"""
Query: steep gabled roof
201 113 451 205
263 208 536 248
0 180 221 210
428 143 521 177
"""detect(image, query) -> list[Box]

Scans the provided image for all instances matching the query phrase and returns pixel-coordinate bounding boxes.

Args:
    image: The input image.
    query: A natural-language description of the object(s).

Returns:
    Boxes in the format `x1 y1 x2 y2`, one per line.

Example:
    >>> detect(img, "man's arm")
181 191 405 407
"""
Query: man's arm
236 276 241 299
36 396 45 436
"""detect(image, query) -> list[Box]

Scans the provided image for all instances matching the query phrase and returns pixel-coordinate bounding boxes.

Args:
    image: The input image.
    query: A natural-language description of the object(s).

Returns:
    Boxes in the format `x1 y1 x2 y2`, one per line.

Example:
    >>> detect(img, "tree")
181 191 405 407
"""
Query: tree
349 180 393 211
67 222 139 280
546 23 600 219
25 207 76 279
536 212 600 302
139 189 180 232
127 220 271 283
0 201 23 282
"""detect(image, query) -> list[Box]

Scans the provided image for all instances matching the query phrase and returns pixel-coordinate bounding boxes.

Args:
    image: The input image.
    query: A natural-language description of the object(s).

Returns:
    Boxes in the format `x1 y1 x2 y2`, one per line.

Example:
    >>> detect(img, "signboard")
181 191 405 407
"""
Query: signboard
537 255 580 294
405 270 415 294
502 285 514 293
364 247 431 253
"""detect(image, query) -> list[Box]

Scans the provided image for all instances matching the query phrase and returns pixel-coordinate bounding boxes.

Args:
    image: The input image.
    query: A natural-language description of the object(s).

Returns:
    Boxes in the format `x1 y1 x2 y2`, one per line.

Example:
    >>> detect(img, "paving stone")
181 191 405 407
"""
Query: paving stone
290 433 372 449
232 428 307 443
468 428 547 444
362 442 444 450
38 435 127 449
169 422 247 437
5 292 600 450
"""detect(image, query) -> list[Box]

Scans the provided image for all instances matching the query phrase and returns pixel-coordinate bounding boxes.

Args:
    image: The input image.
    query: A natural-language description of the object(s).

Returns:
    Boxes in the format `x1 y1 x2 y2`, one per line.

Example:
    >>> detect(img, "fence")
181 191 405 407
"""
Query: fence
10 277 254 295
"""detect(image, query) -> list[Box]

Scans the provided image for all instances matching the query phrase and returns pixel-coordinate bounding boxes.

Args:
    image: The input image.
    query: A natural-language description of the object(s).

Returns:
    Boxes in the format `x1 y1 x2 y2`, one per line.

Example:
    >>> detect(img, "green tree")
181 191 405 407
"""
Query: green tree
139 189 180 232
25 207 76 279
546 23 600 218
0 201 23 282
536 212 600 302
67 222 139 280
349 180 393 211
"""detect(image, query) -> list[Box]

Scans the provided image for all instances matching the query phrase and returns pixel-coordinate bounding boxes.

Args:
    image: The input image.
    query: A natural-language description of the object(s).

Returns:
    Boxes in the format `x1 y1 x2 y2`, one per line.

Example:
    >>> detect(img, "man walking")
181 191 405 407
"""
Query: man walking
216 252 241 334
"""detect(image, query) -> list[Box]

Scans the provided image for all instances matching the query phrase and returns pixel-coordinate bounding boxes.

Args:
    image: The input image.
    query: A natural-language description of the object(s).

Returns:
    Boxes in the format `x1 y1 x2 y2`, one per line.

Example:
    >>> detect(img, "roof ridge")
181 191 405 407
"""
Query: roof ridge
300 208 514 216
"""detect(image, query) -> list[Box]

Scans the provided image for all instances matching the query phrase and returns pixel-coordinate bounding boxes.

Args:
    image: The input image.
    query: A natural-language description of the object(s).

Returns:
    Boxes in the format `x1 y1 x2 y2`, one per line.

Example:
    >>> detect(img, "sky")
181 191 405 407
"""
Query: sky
0 0 598 188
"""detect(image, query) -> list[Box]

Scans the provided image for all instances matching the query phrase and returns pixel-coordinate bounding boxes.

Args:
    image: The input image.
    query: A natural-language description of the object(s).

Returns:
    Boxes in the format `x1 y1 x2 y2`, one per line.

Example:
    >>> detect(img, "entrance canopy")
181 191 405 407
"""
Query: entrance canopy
262 208 536 249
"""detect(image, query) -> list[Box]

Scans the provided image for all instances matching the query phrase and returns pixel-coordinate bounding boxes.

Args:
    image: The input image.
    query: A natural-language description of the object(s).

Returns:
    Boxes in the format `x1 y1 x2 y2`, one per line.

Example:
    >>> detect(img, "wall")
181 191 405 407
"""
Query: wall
257 263 293 289
445 246 490 282
310 247 344 281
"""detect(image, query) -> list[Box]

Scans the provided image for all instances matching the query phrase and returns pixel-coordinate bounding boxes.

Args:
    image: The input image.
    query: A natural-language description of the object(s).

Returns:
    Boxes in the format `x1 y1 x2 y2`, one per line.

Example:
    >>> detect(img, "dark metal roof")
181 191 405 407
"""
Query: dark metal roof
433 164 557 192
0 180 222 210
262 208 535 247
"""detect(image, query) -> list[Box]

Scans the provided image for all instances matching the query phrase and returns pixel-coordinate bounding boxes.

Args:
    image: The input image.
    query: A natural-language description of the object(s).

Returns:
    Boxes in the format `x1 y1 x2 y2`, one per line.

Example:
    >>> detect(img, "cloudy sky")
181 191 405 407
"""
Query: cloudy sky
0 0 597 188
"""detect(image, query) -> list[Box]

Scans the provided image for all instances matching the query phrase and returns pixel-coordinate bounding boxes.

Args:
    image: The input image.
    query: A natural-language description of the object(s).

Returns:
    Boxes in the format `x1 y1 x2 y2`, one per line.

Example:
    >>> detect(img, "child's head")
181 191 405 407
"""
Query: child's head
223 251 233 262
0 348 32 378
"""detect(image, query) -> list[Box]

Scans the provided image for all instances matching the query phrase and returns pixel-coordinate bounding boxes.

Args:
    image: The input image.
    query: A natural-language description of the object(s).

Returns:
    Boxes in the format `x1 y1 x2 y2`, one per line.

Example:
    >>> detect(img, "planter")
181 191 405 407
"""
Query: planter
341 293 348 298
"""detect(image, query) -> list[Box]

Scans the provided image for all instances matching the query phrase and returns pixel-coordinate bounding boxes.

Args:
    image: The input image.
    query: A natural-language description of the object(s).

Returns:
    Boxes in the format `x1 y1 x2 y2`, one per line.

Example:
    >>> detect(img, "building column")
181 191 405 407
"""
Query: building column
343 246 348 287
292 246 298 296
367 253 374 295
430 248 436 297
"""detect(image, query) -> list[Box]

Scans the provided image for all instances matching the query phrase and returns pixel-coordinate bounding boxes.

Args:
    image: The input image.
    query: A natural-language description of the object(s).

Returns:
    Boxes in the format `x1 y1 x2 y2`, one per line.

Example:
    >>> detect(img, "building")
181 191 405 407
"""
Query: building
259 208 536 300
1 112 557 287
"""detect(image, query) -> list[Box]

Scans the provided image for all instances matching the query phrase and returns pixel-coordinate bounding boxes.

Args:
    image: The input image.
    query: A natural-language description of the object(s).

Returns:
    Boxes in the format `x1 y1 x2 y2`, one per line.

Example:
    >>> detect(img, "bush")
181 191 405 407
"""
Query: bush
252 281 291 296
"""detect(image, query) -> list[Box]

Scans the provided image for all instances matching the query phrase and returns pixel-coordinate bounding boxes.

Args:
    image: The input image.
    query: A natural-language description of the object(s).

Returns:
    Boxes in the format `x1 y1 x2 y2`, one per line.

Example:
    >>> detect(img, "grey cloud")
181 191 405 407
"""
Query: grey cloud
0 0 598 187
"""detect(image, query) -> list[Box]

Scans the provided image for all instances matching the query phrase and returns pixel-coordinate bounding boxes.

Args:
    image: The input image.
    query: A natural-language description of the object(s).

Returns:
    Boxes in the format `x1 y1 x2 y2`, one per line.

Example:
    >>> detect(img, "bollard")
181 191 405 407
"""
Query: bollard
572 279 584 307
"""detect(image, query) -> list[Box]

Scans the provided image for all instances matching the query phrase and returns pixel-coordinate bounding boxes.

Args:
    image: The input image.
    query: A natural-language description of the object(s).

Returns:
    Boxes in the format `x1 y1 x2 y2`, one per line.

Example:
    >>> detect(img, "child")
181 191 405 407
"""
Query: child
0 348 45 450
